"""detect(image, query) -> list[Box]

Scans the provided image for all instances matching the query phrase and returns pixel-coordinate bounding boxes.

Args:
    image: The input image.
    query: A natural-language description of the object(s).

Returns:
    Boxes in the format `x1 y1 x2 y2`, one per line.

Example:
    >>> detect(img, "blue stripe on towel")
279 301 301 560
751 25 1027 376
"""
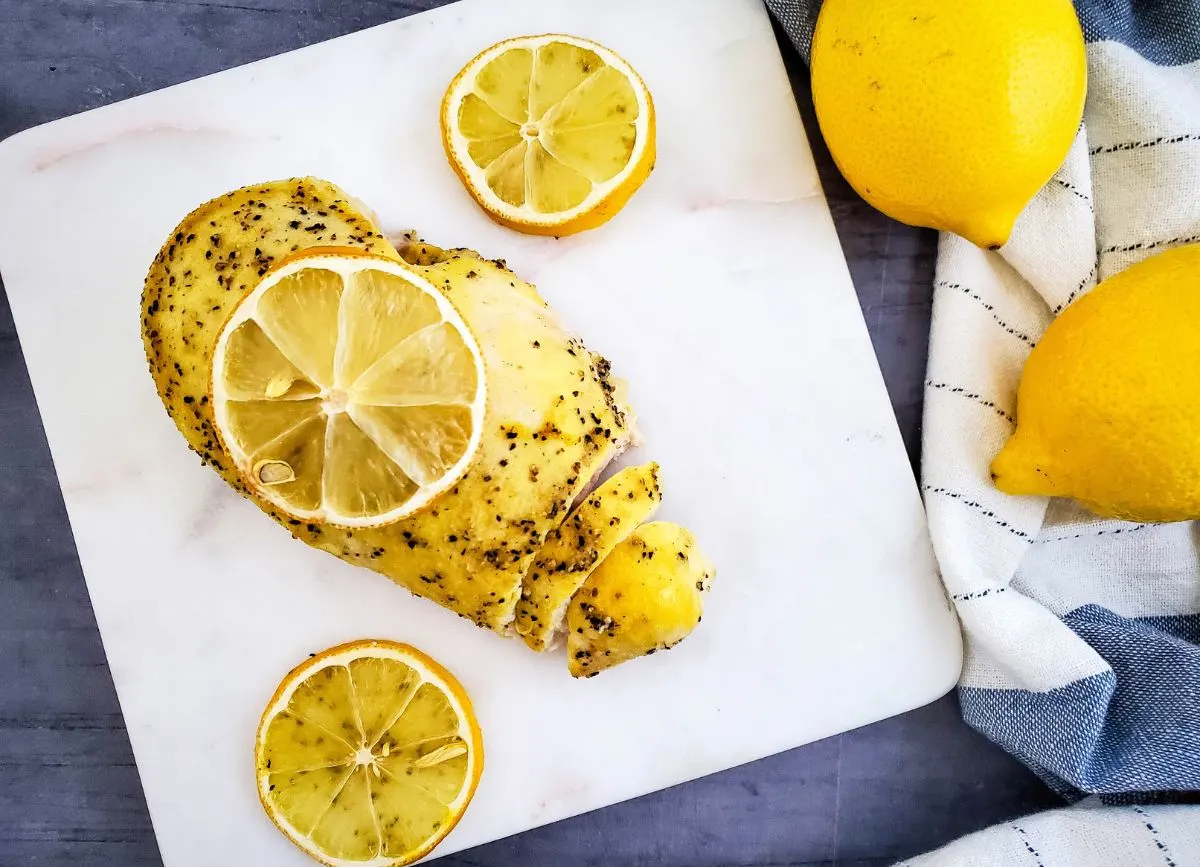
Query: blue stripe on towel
1073 0 1200 65
960 607 1200 798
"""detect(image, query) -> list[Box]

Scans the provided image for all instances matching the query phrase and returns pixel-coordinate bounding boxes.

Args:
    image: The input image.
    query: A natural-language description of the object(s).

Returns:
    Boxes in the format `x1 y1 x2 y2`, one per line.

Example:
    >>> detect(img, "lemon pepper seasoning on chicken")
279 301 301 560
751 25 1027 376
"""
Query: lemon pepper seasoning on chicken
323 251 636 628
568 522 715 677
143 178 635 630
514 462 662 651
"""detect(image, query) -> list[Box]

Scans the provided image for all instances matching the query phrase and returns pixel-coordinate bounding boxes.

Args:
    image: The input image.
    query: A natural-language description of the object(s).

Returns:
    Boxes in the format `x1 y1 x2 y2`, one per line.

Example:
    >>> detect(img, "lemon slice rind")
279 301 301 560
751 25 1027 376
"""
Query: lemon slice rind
255 639 484 867
441 33 655 235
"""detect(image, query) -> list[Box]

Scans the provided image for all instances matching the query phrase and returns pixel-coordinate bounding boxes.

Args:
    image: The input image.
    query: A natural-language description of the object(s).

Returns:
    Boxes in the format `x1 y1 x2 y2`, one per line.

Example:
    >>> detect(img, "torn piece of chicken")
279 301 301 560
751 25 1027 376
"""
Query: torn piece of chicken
514 462 662 652
567 522 715 677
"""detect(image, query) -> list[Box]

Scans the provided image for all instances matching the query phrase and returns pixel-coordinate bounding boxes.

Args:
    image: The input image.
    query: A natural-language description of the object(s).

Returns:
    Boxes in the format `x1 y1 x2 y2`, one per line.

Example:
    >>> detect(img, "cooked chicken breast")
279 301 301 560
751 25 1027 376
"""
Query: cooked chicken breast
143 178 635 631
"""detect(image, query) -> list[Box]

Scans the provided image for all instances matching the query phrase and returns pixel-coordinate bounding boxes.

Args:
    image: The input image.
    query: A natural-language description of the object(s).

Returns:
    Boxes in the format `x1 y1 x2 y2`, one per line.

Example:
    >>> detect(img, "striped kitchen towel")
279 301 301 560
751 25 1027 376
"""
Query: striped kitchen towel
768 0 1200 862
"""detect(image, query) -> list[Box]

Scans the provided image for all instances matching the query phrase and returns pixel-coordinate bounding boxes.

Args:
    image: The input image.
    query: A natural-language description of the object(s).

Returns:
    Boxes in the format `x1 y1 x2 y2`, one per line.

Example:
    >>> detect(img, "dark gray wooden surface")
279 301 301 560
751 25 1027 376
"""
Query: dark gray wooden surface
0 2 1061 864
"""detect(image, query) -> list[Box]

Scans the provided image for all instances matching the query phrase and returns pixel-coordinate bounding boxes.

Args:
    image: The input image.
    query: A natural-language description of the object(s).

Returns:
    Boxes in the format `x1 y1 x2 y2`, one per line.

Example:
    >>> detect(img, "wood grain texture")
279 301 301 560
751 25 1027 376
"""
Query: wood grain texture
0 1 1060 864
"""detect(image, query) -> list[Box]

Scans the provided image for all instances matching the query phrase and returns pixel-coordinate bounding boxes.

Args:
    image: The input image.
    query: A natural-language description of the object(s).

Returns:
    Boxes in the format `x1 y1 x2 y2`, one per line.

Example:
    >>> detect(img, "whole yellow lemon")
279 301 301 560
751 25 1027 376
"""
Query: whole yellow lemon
991 244 1200 522
810 0 1087 249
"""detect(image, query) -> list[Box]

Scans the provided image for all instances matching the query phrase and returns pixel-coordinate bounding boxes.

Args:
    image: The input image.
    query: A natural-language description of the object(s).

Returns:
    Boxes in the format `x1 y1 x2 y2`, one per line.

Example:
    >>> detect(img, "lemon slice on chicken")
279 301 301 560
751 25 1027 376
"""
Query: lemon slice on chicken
255 640 483 866
211 249 486 527
441 33 656 235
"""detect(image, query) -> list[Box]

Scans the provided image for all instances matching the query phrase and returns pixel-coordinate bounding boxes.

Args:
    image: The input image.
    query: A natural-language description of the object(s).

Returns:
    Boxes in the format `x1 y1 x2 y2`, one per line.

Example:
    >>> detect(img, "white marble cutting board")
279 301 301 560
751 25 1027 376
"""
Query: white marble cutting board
0 0 962 863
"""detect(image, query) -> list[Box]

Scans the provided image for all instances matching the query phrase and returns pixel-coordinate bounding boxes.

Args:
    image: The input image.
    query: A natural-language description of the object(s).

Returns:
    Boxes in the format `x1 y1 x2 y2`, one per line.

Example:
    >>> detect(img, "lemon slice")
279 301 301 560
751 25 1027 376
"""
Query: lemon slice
441 33 656 236
211 249 486 528
256 640 484 866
